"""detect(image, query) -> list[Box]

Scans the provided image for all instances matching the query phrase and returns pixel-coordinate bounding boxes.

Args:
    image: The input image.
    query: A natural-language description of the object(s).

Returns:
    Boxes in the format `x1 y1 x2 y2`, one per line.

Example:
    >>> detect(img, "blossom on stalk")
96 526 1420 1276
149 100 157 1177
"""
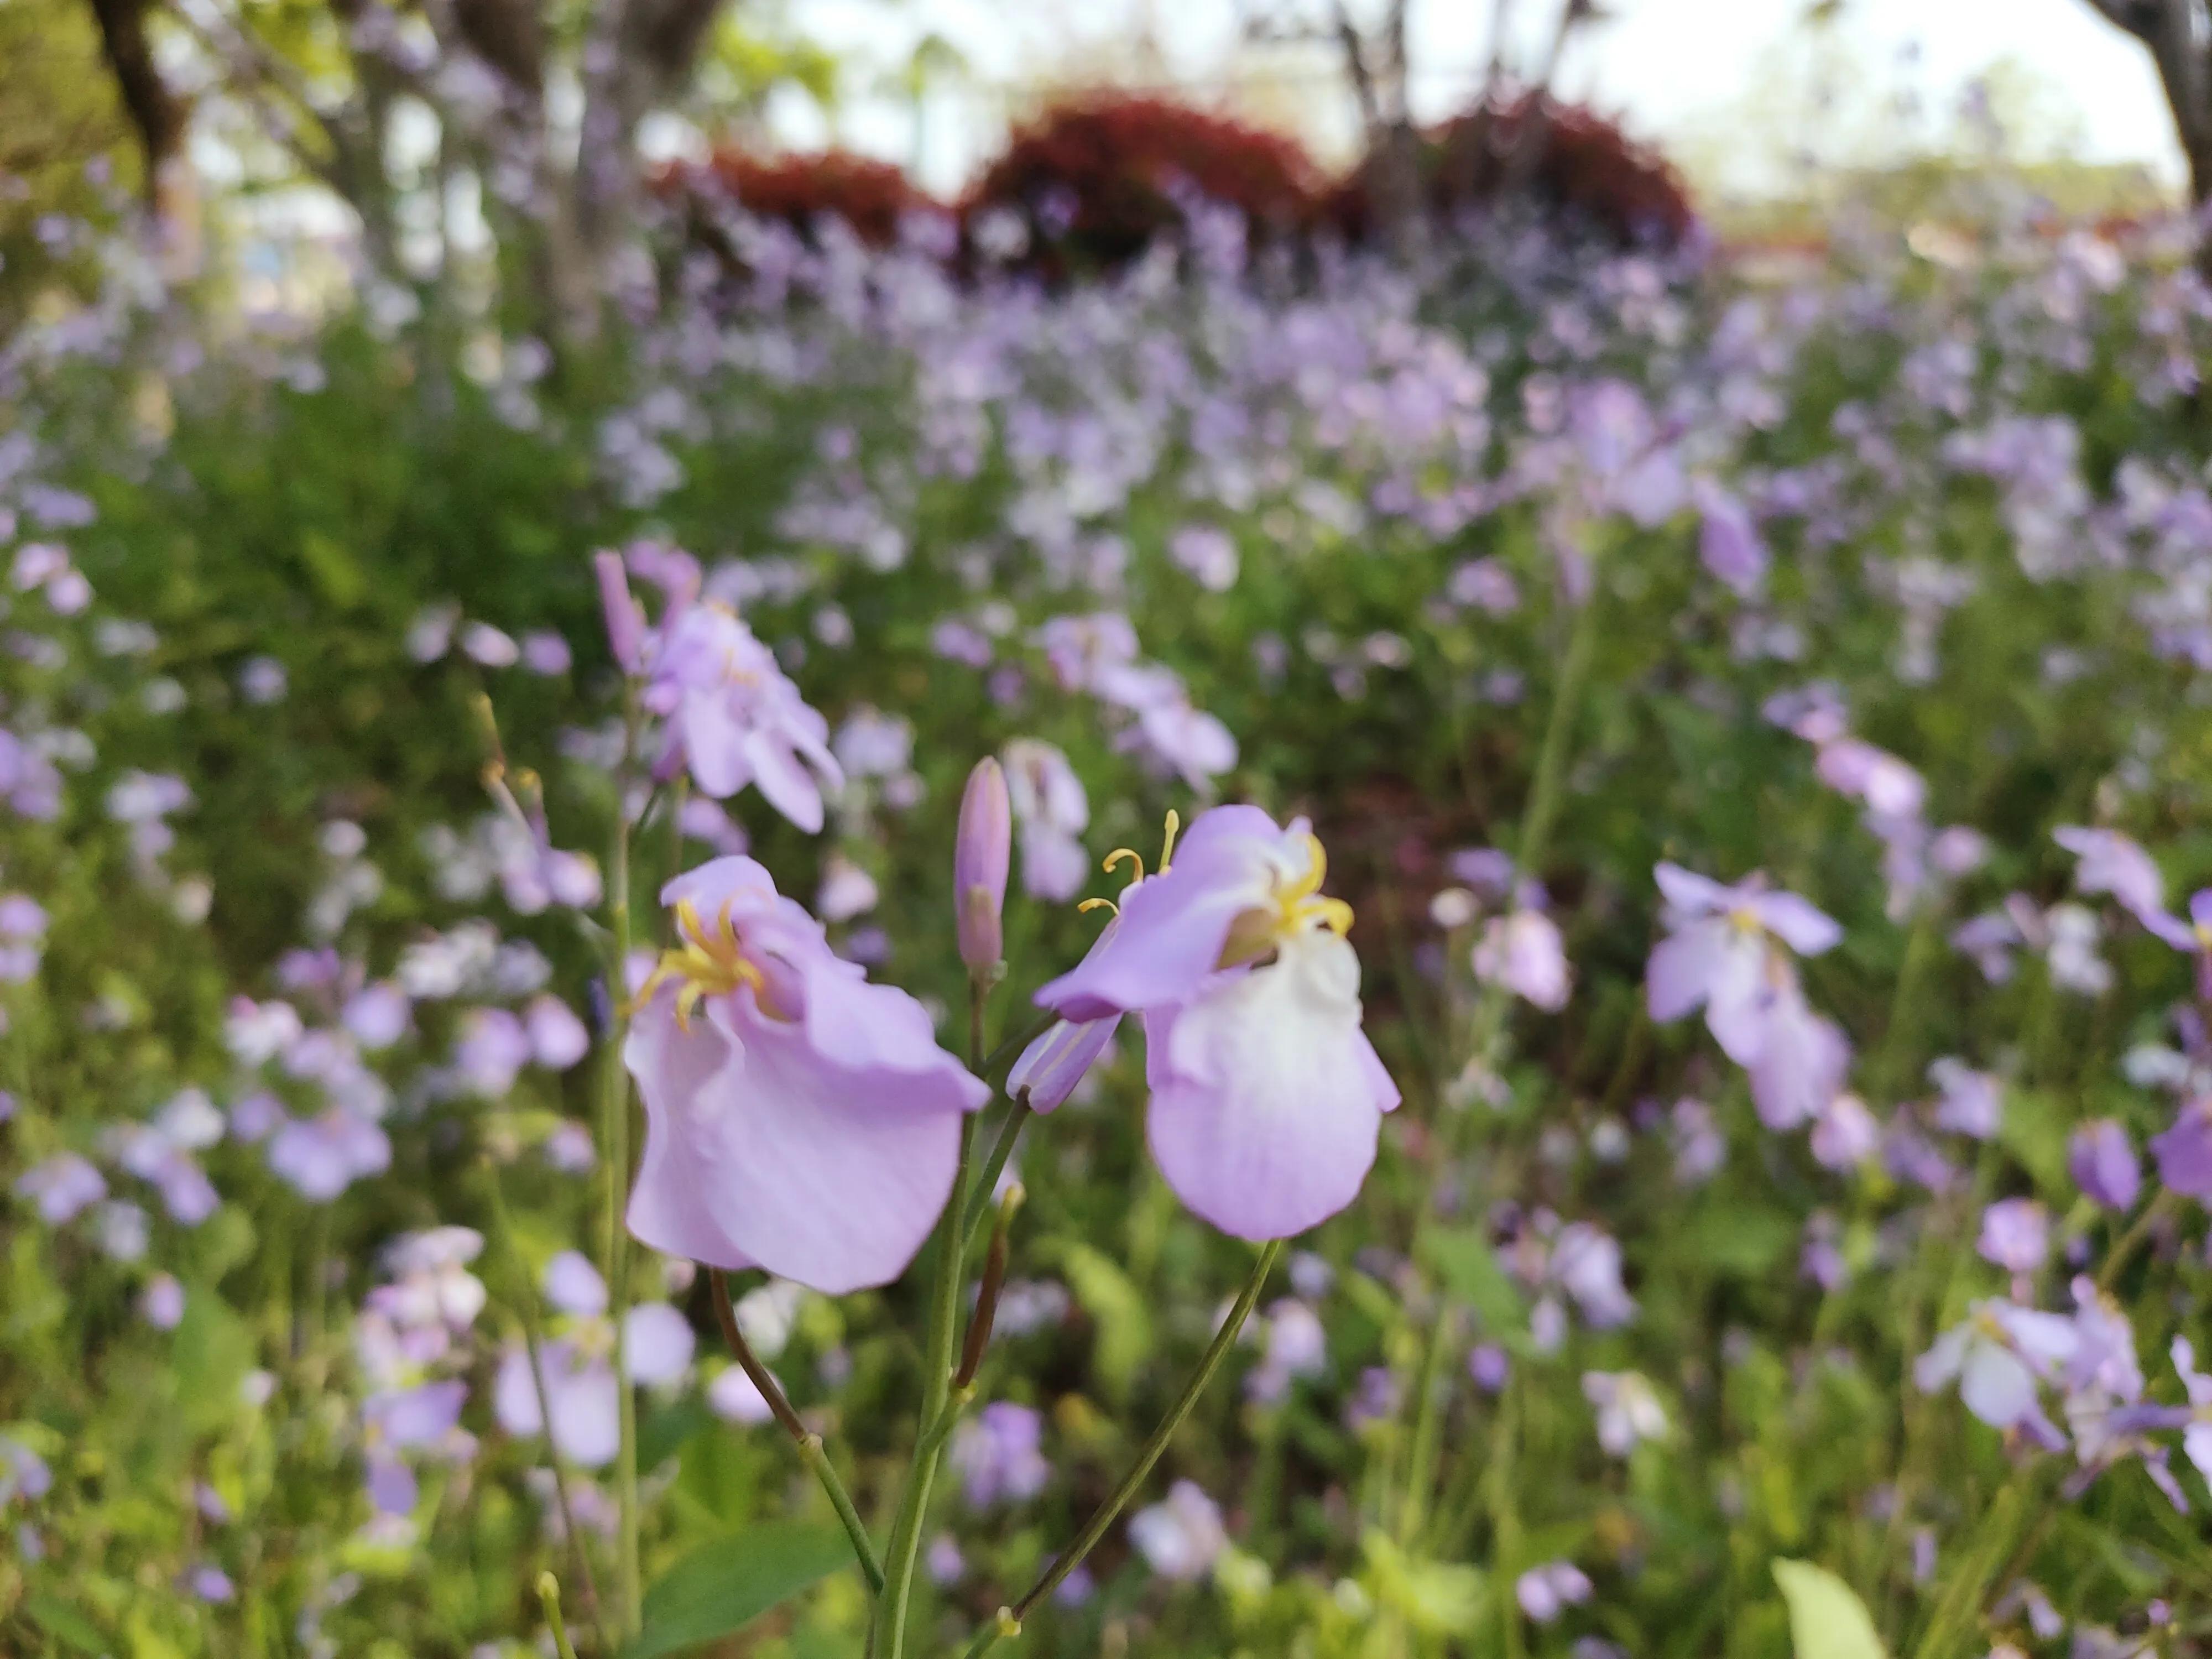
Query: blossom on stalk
1914 1299 2079 1448
1032 805 1399 1240
1583 1370 1668 1456
2070 1120 2141 1212
2150 1096 2212 1203
950 1402 1050 1509
1645 863 1842 1063
641 598 844 833
1472 906 1572 1011
623 855 989 1293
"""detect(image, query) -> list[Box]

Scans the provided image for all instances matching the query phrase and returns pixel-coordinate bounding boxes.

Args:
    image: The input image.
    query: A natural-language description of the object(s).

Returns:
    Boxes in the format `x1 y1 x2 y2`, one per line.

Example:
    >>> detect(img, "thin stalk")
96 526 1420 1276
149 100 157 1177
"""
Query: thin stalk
538 1572 582 1659
1908 1467 2040 1659
485 1160 611 1655
709 1270 884 1592
2098 1189 2178 1293
959 1095 1032 1243
871 984 991 1658
600 685 641 1637
959 1239 1285 1659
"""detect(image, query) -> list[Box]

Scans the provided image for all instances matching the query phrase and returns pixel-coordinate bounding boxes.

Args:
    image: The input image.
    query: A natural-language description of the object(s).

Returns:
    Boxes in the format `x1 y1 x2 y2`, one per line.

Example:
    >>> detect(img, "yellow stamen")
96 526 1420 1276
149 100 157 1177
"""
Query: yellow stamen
1159 808 1181 871
1102 847 1145 883
633 898 766 1030
1076 896 1119 916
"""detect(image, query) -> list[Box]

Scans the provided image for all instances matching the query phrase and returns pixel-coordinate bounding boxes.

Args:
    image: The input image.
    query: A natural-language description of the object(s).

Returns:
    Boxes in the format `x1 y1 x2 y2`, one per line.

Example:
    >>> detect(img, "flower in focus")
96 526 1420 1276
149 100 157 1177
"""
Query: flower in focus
624 856 989 1293
1128 1479 1225 1580
1034 805 1399 1240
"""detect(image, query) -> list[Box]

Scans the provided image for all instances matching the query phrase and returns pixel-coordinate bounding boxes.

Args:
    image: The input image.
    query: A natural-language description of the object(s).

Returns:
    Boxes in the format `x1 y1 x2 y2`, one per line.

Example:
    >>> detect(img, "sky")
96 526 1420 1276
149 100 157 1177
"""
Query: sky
768 0 2187 197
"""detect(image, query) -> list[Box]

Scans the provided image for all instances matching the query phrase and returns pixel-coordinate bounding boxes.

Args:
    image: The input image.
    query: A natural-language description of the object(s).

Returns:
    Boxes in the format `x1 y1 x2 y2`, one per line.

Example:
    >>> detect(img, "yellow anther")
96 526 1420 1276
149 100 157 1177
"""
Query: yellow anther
1102 847 1145 883
1076 896 1119 916
1160 808 1181 871
633 899 765 1029
1727 905 1763 935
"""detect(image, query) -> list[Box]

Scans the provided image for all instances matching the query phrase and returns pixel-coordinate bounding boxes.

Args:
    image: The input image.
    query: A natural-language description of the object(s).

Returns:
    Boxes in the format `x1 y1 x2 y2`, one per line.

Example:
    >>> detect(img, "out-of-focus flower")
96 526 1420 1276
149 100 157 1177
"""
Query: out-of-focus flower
1930 1058 2002 1139
644 604 844 833
1915 1300 2078 1447
1128 1479 1225 1580
624 856 988 1293
2054 827 2167 930
1810 1092 1880 1170
1517 1561 1594 1623
2070 1120 2141 1212
2151 1097 2212 1202
1035 806 1398 1239
15 1152 107 1224
142 1273 185 1329
1978 1198 2051 1275
1003 739 1090 901
950 1402 1050 1508
1583 1370 1668 1456
1473 908 1572 1011
1246 1299 1327 1402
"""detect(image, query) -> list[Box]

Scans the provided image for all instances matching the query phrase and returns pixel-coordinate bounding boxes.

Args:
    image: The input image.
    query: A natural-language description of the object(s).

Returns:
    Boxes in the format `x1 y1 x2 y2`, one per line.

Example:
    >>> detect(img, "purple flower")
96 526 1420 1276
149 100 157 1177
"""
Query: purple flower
1645 862 1841 1067
268 1109 391 1201
596 551 646 672
623 857 988 1293
1472 909 1572 1011
1914 1300 2079 1447
1008 1011 1119 1113
455 1008 530 1097
1695 481 1766 596
1551 1223 1635 1329
644 604 844 833
14 1152 106 1224
955 758 1011 973
1246 1298 1327 1402
2070 1120 2141 1212
1809 1093 1880 1170
1978 1198 2051 1276
525 996 589 1071
1744 978 1851 1131
2150 1097 2212 1203
2169 1337 2212 1481
1035 806 1399 1240
1003 739 1090 902
1128 1479 1224 1580
2054 827 2167 930
342 983 411 1050
1583 1370 1667 1456
708 1363 774 1424
950 1402 1050 1508
1468 1343 1510 1392
1517 1561 1594 1624
1930 1058 2002 1139
142 1273 185 1329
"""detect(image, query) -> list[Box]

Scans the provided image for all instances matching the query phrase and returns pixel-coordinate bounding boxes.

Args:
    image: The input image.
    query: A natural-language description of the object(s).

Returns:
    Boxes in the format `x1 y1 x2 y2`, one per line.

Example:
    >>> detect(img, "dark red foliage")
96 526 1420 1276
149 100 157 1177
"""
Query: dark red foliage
1335 95 1695 251
962 95 1325 274
670 149 931 247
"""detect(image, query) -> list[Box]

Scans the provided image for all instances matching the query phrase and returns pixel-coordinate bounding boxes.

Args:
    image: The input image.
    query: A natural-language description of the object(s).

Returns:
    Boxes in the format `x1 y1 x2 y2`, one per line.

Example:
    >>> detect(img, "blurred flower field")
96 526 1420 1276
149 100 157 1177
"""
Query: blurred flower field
6 168 2212 1659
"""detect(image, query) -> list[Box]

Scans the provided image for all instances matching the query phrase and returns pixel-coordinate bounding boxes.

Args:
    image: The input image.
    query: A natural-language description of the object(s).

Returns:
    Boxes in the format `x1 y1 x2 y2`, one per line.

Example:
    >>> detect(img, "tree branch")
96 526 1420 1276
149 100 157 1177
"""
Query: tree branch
83 0 189 198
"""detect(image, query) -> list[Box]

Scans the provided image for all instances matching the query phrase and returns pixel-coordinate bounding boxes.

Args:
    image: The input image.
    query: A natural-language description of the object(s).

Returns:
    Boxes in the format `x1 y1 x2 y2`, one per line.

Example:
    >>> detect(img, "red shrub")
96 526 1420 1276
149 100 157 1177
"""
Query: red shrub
962 95 1325 274
670 149 931 247
1335 95 1695 250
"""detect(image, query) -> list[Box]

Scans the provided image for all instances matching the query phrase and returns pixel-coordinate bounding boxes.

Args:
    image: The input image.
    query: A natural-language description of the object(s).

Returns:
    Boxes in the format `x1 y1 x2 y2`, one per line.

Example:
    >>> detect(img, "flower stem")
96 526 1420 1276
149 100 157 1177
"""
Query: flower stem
709 1270 885 1593
538 1572 582 1659
485 1160 612 1656
959 1095 1031 1244
870 984 992 1658
960 1238 1285 1658
601 686 641 1639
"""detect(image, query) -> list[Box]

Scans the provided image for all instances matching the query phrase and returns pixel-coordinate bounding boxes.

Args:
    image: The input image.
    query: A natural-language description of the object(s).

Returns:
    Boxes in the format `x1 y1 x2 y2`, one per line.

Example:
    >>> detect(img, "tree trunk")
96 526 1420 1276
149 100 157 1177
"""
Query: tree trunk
84 0 185 199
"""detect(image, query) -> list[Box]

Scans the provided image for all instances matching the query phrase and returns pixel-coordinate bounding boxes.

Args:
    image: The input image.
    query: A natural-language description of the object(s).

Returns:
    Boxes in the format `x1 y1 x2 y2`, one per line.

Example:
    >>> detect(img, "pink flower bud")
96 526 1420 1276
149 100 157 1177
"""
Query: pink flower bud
594 550 645 674
955 758 1011 973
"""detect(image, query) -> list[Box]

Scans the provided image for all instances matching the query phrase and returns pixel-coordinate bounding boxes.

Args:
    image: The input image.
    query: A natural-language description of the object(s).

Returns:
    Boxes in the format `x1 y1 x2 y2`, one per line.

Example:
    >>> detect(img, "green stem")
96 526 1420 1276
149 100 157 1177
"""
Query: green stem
1907 1467 2042 1659
959 1239 1285 1659
871 985 990 1658
959 1096 1032 1244
709 1271 885 1593
601 687 641 1638
538 1572 582 1659
486 1160 612 1656
2098 1189 2178 1293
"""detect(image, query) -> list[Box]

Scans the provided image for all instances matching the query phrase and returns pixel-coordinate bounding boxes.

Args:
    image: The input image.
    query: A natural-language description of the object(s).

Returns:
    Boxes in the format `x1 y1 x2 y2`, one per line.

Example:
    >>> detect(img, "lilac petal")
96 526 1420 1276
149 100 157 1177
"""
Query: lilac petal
548 1361 622 1469
626 997 963 1294
1959 1343 2037 1430
742 729 826 834
1914 1324 1971 1392
623 1303 696 1386
1036 843 1270 1021
1645 920 1729 1022
543 1250 608 1317
367 1454 419 1515
1745 993 1850 1130
1145 933 1395 1240
1008 1014 1119 1114
1652 861 1735 917
1747 891 1843 956
795 960 989 1113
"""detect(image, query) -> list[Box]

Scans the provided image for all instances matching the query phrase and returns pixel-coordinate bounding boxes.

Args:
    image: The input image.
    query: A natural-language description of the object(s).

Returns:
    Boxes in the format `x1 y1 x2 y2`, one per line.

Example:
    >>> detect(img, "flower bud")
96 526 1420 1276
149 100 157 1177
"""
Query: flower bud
954 757 1011 973
594 550 645 674
1006 1014 1118 1114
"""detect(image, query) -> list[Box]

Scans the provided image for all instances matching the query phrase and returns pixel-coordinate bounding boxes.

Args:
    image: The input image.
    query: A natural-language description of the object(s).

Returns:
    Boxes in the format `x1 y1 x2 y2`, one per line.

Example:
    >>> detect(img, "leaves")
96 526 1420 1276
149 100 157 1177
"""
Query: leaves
1772 1559 1887 1659
628 1523 854 1658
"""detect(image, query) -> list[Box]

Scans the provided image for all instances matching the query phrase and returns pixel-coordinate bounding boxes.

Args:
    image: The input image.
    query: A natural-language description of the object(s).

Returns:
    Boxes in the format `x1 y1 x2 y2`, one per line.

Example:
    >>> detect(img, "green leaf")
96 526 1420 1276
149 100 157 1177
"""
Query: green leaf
1421 1227 1525 1331
24 1593 107 1653
1681 1203 1797 1279
171 1290 254 1432
298 529 367 609
1772 1558 1887 1659
638 1395 715 1472
628 1523 852 1658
